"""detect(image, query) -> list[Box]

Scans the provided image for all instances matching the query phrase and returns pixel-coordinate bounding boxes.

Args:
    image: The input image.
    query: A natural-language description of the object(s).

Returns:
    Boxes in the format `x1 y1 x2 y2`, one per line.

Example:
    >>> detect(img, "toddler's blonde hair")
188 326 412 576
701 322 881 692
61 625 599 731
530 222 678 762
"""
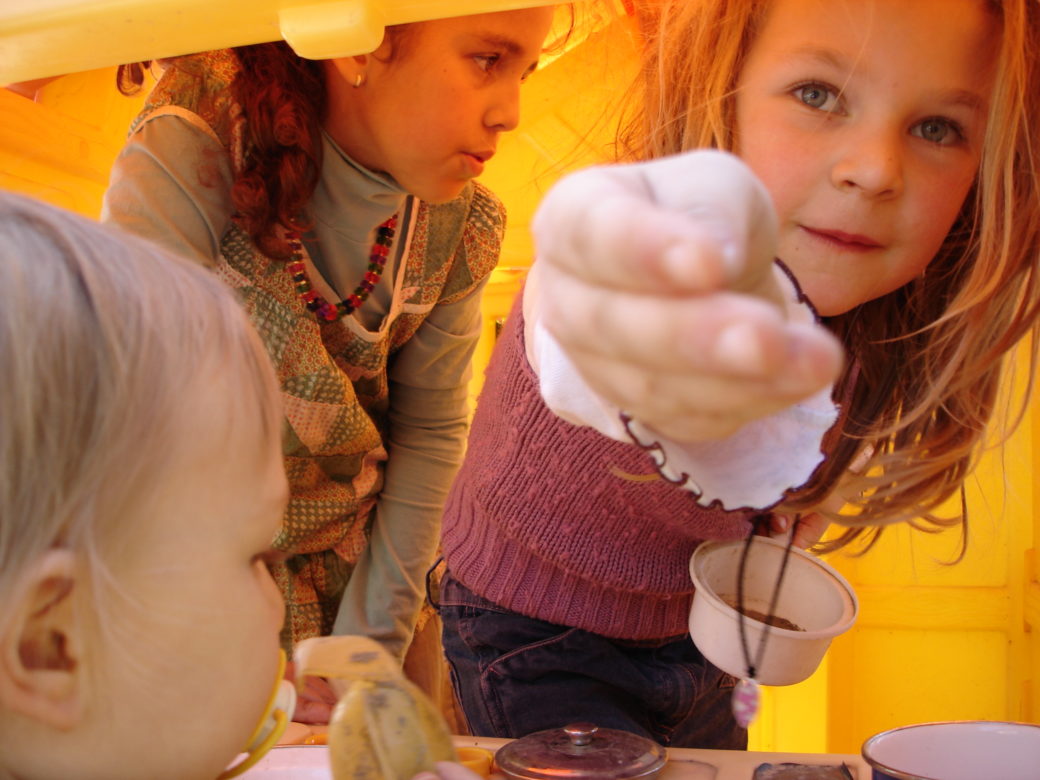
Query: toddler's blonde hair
0 191 282 643
621 0 1040 550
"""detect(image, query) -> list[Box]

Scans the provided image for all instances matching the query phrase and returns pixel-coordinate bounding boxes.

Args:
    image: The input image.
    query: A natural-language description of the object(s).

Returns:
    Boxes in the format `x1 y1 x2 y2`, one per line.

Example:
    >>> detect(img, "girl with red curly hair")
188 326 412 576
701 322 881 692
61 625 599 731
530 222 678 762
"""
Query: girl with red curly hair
102 8 556 673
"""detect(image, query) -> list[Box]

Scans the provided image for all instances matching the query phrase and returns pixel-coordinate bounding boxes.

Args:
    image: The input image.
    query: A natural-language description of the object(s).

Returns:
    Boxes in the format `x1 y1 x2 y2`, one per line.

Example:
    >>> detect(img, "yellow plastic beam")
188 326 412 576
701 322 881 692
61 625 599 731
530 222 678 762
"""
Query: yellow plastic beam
0 0 560 85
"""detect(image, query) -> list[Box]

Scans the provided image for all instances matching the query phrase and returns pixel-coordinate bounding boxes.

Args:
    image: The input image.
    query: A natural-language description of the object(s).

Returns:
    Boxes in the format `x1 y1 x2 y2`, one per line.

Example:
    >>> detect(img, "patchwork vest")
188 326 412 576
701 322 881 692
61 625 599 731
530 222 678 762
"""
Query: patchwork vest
131 50 504 643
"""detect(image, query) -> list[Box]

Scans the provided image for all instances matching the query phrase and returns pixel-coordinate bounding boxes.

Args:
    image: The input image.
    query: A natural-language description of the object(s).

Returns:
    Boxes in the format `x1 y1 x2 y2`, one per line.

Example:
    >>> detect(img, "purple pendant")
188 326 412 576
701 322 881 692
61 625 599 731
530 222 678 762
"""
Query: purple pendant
732 677 760 728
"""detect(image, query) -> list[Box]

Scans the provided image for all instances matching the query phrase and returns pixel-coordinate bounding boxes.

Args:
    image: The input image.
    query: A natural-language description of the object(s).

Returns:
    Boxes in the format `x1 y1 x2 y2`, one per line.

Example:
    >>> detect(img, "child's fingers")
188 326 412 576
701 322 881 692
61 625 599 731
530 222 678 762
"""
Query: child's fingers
290 697 333 725
569 349 827 415
769 513 830 548
792 513 831 548
542 268 842 385
533 170 737 294
285 666 338 723
533 151 779 298
298 675 339 705
568 349 829 441
538 268 843 442
640 150 780 299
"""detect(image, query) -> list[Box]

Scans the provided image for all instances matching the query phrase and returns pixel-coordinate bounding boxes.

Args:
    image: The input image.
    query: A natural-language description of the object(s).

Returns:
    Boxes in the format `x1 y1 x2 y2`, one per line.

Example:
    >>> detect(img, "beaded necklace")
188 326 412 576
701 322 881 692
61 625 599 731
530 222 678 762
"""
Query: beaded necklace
286 215 397 322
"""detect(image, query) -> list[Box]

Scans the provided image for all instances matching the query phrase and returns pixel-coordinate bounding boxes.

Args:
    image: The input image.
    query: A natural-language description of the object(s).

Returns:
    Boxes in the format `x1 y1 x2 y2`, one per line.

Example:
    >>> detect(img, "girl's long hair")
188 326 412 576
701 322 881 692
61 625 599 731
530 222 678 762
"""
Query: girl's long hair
621 0 1040 551
116 47 324 259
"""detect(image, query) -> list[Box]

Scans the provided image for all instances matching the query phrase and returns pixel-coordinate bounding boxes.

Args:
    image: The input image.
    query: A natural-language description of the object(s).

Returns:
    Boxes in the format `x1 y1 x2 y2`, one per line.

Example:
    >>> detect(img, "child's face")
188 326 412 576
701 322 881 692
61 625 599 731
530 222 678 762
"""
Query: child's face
331 7 555 204
89 384 288 779
734 0 998 316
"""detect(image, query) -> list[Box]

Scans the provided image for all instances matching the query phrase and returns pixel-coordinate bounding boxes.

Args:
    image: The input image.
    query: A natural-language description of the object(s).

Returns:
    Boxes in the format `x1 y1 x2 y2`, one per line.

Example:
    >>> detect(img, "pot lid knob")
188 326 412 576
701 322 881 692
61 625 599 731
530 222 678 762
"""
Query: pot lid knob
563 723 597 747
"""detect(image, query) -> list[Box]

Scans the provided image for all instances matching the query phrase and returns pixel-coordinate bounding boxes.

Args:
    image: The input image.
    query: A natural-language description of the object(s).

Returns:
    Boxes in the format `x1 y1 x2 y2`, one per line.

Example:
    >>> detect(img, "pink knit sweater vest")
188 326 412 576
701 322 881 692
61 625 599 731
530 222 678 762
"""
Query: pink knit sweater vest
441 294 754 640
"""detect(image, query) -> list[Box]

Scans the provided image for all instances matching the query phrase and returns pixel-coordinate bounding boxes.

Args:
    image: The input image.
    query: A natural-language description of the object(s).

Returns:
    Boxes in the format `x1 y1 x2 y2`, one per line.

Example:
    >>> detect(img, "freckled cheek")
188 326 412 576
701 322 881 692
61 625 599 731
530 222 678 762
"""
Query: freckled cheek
737 136 813 219
909 177 974 255
746 171 803 235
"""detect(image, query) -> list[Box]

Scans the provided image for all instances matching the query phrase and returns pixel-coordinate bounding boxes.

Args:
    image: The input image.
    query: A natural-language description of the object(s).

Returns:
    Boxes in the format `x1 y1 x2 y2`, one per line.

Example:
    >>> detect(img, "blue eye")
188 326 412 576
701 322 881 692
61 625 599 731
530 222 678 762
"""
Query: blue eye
793 83 838 112
913 117 962 146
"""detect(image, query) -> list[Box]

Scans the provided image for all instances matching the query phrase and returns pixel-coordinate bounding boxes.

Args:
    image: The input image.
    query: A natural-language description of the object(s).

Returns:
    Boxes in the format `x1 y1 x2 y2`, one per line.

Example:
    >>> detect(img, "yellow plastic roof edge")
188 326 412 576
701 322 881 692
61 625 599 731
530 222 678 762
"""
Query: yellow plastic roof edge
0 0 562 85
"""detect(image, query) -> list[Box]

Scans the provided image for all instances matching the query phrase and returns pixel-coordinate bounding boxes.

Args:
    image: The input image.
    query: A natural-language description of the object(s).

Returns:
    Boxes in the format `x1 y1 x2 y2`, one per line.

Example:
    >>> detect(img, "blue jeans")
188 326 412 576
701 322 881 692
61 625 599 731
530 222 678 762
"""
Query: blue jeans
436 570 747 749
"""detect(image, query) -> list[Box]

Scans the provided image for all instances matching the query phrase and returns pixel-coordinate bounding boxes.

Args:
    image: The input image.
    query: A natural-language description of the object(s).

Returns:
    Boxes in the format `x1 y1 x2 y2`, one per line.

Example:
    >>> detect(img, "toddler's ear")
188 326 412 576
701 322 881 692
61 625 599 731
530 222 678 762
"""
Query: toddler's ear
0 549 84 730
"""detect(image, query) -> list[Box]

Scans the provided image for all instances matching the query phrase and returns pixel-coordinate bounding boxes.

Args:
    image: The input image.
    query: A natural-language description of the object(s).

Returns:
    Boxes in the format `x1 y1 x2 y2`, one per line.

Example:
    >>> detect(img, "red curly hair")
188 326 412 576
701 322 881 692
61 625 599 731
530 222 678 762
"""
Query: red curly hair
229 43 327 258
118 31 410 259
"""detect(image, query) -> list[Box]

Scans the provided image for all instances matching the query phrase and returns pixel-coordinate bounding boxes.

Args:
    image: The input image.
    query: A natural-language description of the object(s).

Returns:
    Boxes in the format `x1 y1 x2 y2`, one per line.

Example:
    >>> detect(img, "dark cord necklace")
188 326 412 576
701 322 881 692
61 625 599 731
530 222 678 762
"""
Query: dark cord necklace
731 514 801 728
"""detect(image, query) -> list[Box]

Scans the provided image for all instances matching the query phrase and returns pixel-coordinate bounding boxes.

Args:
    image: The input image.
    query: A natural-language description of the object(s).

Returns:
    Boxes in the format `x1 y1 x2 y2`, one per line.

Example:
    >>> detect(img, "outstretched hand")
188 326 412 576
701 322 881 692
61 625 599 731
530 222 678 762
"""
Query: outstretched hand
531 150 843 442
283 660 337 724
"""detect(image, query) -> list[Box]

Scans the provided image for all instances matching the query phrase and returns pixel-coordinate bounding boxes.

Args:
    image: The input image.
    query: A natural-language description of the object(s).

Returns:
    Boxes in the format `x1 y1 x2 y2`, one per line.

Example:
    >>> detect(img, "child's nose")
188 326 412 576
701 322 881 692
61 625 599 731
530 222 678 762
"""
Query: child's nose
830 126 905 199
484 82 522 132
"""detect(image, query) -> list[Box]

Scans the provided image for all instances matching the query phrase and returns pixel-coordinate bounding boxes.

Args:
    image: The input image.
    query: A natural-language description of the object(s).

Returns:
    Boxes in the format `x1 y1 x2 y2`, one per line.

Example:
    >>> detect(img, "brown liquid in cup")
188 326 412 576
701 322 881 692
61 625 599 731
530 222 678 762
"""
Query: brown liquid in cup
722 599 805 631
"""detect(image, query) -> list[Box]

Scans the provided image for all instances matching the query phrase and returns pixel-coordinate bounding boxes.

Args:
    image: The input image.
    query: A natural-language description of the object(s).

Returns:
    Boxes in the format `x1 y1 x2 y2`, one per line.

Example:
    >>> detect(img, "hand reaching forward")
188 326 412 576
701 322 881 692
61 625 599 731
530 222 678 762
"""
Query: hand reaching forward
530 150 843 442
283 660 336 724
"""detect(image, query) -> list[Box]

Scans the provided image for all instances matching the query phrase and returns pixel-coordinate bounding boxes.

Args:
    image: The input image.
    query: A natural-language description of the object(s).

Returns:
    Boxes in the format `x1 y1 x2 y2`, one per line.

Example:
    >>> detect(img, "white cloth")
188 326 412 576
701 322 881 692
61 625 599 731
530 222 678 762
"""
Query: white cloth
524 261 838 510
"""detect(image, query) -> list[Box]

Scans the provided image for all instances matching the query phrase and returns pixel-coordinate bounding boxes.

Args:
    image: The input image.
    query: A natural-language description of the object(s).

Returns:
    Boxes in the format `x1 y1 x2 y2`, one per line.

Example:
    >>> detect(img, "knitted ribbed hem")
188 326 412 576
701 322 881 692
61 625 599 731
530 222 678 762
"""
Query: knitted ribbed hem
442 479 695 641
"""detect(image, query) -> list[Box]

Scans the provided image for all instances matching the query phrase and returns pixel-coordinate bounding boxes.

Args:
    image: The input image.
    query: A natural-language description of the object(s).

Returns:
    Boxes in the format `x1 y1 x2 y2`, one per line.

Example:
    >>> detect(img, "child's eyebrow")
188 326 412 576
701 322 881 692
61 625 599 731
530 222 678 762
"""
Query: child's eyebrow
472 33 527 59
932 88 986 115
785 45 849 72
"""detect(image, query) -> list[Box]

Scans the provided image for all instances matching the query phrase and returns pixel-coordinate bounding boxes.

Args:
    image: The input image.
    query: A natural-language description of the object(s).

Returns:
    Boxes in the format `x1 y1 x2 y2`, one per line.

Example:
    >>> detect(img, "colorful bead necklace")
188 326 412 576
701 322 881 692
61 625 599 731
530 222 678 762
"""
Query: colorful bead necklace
286 215 397 322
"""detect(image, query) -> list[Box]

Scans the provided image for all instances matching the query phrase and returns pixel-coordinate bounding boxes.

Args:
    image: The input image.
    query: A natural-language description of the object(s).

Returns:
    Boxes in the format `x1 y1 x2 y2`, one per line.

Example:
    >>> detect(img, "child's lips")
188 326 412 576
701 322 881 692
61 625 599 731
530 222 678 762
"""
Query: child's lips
461 150 494 176
801 225 883 250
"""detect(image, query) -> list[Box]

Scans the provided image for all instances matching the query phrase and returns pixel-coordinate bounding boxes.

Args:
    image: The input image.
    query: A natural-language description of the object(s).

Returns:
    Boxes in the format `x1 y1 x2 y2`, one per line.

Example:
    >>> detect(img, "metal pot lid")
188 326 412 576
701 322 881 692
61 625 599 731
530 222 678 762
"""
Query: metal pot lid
495 723 667 780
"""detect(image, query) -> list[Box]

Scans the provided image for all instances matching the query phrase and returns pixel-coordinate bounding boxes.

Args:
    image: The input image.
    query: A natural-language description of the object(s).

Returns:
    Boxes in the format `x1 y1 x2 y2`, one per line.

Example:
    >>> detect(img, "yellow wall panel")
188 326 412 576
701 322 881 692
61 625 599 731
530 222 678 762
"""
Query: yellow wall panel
826 344 1036 753
0 67 148 216
750 659 830 754
831 628 1009 752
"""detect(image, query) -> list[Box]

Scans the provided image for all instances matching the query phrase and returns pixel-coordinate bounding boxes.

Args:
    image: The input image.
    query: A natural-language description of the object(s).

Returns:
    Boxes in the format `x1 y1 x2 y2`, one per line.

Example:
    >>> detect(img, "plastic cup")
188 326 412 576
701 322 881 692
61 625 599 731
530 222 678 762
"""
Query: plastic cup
688 536 857 685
